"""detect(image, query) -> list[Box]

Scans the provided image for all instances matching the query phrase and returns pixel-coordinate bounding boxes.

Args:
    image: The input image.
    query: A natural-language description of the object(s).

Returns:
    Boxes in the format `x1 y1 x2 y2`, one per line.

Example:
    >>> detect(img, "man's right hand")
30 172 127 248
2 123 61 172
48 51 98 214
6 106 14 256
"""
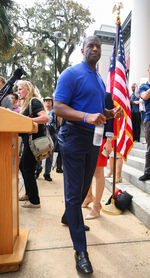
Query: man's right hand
86 113 106 126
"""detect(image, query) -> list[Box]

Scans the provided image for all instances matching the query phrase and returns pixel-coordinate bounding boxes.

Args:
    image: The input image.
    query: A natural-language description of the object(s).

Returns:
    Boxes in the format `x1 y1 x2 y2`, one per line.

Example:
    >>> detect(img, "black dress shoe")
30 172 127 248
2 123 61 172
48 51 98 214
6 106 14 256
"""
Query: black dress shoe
75 251 93 274
139 173 150 181
56 168 63 173
43 174 52 181
35 172 39 179
61 213 90 231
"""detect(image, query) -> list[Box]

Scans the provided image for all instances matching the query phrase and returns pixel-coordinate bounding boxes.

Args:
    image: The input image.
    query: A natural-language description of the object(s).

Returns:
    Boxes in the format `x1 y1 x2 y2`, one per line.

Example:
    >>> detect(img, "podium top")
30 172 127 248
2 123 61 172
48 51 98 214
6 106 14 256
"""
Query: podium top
0 107 38 133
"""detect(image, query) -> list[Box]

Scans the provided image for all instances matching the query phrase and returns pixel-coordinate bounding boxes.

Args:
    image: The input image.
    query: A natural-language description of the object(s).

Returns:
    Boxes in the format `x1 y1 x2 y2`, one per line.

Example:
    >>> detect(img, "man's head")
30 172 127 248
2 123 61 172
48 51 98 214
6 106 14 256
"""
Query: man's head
11 93 19 106
44 96 53 110
131 83 137 92
81 36 101 68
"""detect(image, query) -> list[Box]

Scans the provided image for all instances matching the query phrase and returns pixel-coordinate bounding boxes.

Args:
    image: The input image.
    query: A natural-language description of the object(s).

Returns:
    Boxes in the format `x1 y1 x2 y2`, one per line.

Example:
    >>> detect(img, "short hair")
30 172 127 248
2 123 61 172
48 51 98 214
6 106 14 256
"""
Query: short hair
13 93 19 101
82 36 101 49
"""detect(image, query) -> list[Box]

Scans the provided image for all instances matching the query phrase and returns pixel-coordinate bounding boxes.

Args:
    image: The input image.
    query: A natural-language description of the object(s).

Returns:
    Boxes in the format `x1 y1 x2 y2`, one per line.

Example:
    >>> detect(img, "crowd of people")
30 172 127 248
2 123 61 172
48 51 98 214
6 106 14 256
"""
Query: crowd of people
0 77 64 209
0 35 150 275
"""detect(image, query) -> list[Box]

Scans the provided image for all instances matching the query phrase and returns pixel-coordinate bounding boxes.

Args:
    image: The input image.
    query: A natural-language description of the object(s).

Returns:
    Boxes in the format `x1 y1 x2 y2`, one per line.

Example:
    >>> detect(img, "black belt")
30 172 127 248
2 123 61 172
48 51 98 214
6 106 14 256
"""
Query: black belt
65 121 94 133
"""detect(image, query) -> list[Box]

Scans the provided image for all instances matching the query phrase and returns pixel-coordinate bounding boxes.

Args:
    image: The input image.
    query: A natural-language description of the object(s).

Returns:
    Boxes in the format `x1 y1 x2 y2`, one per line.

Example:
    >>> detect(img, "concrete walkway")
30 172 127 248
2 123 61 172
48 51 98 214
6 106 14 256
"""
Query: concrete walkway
2 169 150 278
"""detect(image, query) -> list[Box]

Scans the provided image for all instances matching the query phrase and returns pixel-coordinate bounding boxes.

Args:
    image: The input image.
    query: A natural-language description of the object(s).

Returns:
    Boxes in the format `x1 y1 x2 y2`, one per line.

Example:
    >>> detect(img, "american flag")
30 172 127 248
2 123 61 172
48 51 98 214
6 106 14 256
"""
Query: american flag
106 16 133 161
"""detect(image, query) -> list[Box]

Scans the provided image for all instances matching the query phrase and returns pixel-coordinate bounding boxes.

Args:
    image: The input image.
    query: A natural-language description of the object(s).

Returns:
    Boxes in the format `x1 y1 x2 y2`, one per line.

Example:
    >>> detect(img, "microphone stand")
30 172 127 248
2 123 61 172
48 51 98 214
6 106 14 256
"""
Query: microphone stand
0 84 13 106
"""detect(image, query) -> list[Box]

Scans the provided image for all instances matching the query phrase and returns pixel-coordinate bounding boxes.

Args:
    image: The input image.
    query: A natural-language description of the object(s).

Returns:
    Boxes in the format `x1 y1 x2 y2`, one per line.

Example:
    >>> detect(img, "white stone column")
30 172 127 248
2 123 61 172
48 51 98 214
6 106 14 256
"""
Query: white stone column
129 0 150 88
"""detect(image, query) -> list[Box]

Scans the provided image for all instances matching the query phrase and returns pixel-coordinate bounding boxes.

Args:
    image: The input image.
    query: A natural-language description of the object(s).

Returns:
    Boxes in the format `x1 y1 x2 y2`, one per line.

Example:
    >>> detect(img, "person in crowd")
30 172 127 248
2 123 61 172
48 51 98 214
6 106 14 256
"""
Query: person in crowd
55 117 63 173
130 83 141 142
139 64 150 181
139 97 146 123
53 35 123 275
82 92 114 219
139 97 146 144
11 92 21 113
0 76 13 109
42 96 58 181
55 148 63 173
18 80 49 208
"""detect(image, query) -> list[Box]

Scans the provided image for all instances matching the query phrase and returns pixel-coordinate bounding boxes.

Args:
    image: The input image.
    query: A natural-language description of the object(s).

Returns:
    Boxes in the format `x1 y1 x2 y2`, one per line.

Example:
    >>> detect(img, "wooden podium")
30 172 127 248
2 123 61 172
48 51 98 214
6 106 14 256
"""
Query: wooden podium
0 107 38 273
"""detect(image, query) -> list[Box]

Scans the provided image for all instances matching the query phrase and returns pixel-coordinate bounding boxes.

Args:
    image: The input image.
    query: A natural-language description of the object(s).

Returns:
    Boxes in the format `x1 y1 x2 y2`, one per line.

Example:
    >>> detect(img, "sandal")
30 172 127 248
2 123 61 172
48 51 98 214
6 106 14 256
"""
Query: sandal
19 194 29 201
21 201 40 208
85 204 102 220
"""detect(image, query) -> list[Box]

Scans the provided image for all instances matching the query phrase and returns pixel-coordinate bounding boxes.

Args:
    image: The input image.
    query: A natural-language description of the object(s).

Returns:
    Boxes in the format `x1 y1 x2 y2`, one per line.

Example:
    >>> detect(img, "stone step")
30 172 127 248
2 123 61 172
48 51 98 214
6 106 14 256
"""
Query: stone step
107 163 150 194
130 147 146 159
104 168 150 229
133 141 147 150
104 139 150 229
126 154 145 171
121 163 150 194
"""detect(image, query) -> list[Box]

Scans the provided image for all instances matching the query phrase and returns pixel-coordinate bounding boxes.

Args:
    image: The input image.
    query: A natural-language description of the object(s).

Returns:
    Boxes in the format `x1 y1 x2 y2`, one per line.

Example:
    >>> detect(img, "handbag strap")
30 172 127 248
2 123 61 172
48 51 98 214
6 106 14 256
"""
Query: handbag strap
29 98 33 117
28 98 48 137
115 189 123 198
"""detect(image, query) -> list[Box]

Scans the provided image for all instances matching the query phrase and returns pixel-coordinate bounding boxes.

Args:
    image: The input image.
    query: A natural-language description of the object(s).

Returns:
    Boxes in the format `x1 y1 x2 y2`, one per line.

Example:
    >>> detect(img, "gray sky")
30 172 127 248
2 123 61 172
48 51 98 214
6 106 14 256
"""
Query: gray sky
75 0 132 34
15 0 132 29
70 0 132 63
14 0 132 63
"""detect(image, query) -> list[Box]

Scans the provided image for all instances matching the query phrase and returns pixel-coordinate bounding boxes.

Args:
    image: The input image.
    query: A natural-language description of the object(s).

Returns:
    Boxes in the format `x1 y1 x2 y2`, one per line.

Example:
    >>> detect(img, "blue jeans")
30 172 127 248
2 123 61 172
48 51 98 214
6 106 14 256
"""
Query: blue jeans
44 156 52 176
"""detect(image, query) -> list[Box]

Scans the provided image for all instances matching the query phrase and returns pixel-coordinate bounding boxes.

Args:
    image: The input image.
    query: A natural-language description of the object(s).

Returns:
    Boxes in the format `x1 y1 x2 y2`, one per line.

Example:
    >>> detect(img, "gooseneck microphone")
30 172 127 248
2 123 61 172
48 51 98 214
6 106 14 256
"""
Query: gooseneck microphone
0 67 26 105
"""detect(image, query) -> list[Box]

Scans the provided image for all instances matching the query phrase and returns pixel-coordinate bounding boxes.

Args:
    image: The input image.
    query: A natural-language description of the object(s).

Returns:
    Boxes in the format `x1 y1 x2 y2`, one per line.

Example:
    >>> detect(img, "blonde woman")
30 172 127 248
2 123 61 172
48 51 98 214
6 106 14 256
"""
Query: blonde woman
18 80 49 208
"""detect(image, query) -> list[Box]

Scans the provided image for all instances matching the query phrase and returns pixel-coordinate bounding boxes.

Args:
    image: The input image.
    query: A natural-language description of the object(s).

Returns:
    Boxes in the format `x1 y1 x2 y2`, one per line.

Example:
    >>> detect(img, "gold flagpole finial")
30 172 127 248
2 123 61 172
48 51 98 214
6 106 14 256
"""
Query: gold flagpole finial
112 2 123 16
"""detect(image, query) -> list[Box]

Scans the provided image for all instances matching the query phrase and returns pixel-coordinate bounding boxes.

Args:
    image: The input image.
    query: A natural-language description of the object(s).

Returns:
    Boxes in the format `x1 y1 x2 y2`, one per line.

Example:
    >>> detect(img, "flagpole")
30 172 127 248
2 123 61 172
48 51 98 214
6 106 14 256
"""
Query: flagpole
112 9 120 199
102 2 123 215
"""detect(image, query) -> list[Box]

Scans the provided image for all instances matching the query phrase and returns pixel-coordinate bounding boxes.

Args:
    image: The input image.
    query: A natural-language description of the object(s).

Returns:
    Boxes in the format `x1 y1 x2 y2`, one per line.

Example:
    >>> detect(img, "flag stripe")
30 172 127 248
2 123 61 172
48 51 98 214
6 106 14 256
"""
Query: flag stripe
106 16 133 161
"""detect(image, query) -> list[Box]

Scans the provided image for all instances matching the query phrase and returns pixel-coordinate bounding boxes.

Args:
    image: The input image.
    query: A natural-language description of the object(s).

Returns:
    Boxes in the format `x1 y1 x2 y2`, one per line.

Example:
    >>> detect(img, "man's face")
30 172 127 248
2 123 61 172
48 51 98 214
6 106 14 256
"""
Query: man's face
82 37 101 65
131 84 136 92
11 95 16 105
44 99 53 110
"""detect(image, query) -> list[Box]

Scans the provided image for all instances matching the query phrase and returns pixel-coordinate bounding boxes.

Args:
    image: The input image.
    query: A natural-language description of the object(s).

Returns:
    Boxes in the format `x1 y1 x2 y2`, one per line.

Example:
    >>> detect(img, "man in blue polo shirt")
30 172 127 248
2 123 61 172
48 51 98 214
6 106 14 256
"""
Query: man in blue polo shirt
139 64 150 181
54 36 123 274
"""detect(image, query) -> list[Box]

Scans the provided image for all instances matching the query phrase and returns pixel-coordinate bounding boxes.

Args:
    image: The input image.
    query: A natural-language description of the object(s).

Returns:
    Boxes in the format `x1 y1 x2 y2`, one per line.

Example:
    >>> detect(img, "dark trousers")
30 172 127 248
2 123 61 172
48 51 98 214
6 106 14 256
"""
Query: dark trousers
131 112 141 141
56 148 63 171
58 124 99 252
44 134 58 175
144 121 150 174
36 161 43 175
19 141 40 204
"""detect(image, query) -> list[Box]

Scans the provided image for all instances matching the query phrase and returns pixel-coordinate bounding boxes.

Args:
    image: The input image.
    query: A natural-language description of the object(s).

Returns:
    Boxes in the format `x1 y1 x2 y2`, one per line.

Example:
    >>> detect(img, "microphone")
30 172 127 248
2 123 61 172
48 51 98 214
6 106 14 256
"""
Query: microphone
6 67 27 86
0 67 27 104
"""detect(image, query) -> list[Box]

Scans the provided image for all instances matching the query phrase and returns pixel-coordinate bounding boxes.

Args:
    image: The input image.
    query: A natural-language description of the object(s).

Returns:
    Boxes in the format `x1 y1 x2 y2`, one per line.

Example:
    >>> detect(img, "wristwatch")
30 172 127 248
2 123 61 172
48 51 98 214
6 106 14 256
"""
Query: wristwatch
107 138 112 142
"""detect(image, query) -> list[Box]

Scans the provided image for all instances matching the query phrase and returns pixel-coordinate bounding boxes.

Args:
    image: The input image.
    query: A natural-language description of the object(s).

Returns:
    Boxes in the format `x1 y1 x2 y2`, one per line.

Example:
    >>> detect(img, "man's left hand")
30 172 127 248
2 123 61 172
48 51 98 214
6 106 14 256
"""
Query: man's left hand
113 106 124 118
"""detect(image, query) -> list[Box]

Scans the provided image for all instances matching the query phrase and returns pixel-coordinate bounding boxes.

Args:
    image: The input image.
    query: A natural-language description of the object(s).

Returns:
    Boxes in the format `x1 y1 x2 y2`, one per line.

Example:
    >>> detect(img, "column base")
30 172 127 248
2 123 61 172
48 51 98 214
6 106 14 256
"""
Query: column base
0 229 29 273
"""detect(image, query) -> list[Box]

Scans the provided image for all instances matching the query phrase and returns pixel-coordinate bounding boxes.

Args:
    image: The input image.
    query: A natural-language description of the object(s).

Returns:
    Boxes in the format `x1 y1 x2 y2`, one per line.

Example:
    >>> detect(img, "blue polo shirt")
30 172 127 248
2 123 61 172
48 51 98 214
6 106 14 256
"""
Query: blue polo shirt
139 82 150 122
54 61 105 129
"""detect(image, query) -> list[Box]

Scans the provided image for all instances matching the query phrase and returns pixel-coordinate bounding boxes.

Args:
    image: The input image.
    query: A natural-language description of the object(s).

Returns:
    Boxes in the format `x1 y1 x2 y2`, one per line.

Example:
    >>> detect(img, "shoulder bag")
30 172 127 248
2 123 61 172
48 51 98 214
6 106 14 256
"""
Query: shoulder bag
28 98 54 161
